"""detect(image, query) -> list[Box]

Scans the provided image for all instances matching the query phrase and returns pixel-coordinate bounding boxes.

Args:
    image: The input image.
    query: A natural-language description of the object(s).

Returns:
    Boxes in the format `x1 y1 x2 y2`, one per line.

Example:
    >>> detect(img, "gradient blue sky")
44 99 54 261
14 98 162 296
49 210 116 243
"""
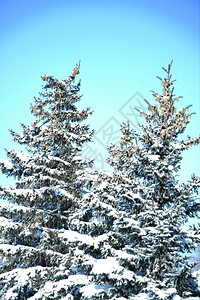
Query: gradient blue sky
0 0 199 191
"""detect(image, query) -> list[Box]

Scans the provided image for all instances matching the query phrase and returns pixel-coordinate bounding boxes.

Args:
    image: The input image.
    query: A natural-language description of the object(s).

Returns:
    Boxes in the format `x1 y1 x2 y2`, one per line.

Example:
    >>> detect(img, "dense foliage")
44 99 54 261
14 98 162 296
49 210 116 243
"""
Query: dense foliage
0 62 199 299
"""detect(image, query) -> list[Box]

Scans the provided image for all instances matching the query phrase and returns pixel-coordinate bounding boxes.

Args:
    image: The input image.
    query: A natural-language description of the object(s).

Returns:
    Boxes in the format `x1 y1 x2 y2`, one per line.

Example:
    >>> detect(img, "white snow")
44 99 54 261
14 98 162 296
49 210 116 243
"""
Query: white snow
0 216 15 227
53 188 73 198
92 257 119 274
170 142 182 150
29 275 91 300
98 181 108 190
80 282 110 297
58 230 94 246
65 274 90 285
132 293 148 300
180 225 188 233
173 296 181 300
147 154 160 161
114 249 137 260
168 165 174 170
155 288 176 299
192 269 200 286
0 202 30 212
0 158 13 169
0 266 51 299
145 227 159 234
48 155 70 166
139 228 147 236
12 188 33 196
15 151 30 161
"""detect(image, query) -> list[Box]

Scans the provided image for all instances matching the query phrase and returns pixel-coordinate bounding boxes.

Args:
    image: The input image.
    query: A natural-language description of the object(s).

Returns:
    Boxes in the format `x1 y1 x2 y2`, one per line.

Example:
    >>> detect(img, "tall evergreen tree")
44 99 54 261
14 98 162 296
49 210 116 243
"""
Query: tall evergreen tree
0 63 96 299
103 61 200 299
0 62 94 211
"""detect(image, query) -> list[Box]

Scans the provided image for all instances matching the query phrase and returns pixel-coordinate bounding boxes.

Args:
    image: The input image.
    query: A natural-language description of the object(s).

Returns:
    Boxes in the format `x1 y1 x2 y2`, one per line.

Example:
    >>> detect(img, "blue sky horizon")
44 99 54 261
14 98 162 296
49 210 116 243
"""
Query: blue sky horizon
0 0 199 195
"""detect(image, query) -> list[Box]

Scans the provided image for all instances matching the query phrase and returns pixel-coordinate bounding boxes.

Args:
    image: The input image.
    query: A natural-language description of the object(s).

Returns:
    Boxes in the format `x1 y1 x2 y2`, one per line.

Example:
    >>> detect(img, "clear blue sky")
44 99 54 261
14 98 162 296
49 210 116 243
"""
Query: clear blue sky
0 0 199 191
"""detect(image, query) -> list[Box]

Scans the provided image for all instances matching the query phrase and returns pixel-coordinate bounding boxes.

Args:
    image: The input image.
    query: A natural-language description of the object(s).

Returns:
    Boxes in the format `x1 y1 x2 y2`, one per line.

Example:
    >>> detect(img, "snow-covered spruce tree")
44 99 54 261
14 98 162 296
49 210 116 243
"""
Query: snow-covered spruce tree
103 61 200 299
77 61 200 300
0 63 97 299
